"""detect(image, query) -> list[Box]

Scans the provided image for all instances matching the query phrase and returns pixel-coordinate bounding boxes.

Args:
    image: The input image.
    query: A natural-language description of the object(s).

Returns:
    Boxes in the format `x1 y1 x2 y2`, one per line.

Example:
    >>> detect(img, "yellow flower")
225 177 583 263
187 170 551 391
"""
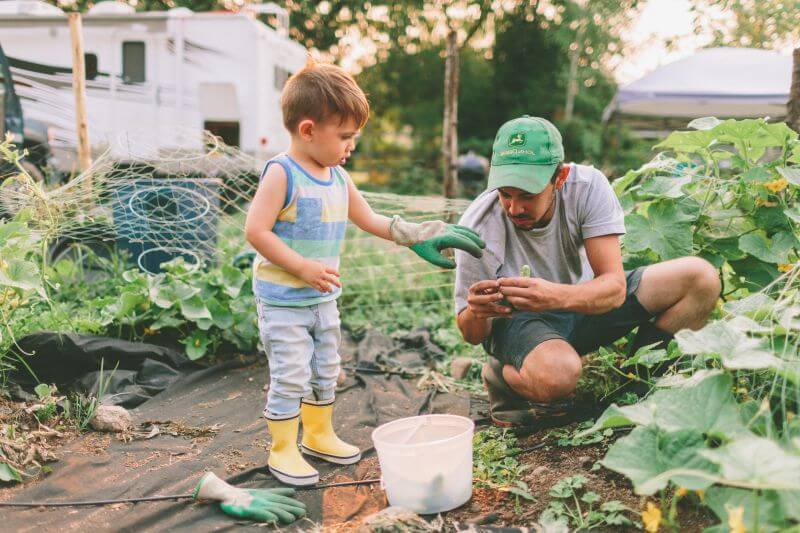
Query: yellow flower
675 487 688 498
727 505 746 533
764 177 788 194
778 263 795 273
143 327 155 336
695 489 705 501
626 372 636 379
642 501 662 533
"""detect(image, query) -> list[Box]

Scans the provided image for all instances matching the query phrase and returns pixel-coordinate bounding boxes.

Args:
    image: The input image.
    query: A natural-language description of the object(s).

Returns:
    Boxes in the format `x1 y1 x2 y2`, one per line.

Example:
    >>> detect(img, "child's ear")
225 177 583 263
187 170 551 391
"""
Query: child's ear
298 119 315 141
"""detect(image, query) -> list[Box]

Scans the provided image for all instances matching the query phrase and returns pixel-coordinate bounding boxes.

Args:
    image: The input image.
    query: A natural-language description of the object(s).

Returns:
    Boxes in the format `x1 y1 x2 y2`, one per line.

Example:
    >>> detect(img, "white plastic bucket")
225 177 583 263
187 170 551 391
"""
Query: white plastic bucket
371 414 474 514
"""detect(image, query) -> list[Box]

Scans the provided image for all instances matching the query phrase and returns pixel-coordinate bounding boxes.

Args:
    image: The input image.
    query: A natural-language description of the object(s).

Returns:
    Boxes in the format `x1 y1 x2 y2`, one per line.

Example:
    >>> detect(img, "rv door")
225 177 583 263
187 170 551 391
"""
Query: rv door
199 82 240 147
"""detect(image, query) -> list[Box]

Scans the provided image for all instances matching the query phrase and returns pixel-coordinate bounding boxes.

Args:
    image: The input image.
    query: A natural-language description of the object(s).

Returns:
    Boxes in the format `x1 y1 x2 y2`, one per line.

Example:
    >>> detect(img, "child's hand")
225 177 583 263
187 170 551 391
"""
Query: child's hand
298 260 342 293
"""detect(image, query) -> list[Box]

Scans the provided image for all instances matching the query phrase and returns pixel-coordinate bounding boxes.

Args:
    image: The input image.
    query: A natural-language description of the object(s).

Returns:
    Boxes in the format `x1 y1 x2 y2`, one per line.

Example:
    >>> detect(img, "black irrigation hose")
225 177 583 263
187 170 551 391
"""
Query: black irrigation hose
0 478 382 508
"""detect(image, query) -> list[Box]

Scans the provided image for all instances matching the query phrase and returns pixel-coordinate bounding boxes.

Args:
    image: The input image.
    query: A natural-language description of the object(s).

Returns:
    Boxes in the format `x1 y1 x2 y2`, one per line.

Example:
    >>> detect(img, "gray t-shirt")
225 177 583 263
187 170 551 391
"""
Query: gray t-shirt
454 163 625 315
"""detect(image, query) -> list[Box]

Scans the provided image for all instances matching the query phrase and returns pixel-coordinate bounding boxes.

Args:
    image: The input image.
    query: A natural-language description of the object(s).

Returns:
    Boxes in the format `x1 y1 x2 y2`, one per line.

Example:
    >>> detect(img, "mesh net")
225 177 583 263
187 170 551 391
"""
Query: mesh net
0 131 471 314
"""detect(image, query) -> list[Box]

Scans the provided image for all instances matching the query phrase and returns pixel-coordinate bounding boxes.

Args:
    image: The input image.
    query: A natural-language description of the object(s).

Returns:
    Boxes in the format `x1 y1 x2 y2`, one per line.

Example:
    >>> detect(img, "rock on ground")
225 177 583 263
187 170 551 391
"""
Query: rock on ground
90 405 133 432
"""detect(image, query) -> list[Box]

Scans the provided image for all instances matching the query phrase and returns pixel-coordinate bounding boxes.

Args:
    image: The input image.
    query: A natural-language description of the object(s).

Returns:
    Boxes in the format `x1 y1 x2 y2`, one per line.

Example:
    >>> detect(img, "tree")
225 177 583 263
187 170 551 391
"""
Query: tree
789 48 800 133
688 0 800 49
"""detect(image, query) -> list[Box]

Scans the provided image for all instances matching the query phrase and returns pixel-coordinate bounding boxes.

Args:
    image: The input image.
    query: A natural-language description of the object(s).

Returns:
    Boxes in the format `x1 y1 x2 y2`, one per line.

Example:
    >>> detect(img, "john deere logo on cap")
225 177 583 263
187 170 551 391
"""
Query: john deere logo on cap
508 132 526 146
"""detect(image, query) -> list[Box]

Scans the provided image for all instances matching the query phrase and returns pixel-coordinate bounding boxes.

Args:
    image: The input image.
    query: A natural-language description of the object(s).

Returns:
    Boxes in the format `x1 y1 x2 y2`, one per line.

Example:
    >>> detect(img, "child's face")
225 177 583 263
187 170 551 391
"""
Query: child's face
301 116 360 168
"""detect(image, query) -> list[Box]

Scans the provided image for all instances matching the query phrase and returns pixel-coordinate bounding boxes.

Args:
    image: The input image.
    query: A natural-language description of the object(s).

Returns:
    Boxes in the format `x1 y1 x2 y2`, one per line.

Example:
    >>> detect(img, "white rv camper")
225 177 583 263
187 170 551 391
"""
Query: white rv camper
0 0 307 172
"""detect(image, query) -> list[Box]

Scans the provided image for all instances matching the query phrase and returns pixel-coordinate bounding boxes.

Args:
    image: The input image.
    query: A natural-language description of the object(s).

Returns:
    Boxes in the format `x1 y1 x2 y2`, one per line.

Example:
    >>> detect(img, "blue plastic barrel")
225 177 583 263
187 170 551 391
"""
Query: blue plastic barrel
110 178 221 273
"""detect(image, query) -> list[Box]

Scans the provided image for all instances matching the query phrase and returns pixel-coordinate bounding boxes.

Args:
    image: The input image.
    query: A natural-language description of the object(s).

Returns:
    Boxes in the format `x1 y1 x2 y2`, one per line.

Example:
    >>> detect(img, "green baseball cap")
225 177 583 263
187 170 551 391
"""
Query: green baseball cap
487 115 564 194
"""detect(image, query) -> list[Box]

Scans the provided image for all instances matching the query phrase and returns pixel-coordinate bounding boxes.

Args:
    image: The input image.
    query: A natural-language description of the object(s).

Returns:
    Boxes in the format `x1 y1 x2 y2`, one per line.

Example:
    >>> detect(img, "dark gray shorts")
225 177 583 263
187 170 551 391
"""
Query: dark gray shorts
483 268 653 370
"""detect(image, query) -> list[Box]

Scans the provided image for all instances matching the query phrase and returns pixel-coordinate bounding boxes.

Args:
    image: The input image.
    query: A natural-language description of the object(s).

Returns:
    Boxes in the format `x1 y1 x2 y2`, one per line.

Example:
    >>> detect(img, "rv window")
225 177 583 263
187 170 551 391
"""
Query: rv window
85 53 98 80
122 41 146 83
274 66 290 90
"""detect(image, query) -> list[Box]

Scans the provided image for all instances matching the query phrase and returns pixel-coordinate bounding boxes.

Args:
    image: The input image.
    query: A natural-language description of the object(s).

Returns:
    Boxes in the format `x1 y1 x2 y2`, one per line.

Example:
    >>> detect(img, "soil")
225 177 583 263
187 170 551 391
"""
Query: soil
0 396 717 531
442 422 716 532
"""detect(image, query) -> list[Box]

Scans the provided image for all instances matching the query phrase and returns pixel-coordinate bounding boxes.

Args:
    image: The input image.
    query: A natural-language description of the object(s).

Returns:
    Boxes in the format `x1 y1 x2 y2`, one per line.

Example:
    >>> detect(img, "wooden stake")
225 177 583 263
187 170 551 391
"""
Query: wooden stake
788 48 800 134
442 29 459 201
68 12 92 175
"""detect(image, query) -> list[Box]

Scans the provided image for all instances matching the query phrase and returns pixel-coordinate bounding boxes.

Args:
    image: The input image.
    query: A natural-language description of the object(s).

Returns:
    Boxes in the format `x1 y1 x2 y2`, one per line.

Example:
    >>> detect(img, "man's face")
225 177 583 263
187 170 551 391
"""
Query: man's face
306 116 360 167
498 184 555 229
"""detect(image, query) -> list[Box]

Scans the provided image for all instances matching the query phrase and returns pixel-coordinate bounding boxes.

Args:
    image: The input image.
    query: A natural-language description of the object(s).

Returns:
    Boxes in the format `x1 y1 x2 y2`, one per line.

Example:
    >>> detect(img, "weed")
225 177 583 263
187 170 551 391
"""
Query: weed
473 427 534 505
540 474 637 530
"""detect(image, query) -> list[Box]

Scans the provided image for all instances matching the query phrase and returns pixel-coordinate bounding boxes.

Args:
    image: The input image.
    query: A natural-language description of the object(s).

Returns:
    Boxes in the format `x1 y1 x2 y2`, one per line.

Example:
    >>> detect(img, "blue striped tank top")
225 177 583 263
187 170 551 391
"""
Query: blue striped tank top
252 154 349 306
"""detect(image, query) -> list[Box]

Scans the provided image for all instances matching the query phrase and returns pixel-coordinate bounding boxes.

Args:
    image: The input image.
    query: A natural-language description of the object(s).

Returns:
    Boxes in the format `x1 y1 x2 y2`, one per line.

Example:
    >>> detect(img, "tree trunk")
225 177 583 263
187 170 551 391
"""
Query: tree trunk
442 29 459 199
789 47 800 133
564 22 585 122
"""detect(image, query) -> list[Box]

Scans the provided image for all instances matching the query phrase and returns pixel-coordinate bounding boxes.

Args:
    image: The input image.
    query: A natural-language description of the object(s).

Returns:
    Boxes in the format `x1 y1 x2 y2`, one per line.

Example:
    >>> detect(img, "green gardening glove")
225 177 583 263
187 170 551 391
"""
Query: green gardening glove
193 472 306 524
389 215 485 269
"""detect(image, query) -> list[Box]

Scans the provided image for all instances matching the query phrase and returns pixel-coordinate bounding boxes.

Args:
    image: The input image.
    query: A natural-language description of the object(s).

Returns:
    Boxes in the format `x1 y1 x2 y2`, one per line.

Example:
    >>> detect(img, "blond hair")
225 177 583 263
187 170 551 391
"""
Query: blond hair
281 57 370 133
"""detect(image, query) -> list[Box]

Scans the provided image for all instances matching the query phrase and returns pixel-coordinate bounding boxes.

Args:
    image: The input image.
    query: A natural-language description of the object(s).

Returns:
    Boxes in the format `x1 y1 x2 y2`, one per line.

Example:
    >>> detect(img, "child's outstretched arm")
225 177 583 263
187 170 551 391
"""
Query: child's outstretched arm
245 164 341 293
345 175 486 269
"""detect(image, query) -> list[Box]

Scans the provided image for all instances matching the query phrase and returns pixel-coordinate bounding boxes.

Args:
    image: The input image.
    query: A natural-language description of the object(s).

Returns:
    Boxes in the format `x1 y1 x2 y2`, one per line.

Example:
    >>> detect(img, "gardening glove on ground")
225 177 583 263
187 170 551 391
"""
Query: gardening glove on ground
266 416 319 486
193 472 307 524
389 215 485 269
300 399 361 464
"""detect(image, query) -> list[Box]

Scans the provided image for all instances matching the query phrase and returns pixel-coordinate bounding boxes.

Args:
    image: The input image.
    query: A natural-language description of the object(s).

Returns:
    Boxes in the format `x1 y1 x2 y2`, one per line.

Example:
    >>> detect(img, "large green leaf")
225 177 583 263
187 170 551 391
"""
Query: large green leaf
722 293 776 321
580 372 746 440
601 426 718 495
171 280 201 301
675 320 783 371
777 490 800 521
687 116 722 130
220 264 247 298
700 437 800 489
638 175 691 198
0 259 45 297
181 330 212 360
108 291 147 319
703 487 788 533
624 201 693 259
753 206 792 234
149 283 175 310
654 129 715 154
207 297 234 330
179 295 212 321
738 231 796 264
777 166 800 187
0 461 22 482
729 257 781 290
740 166 773 183
149 314 185 331
785 206 800 225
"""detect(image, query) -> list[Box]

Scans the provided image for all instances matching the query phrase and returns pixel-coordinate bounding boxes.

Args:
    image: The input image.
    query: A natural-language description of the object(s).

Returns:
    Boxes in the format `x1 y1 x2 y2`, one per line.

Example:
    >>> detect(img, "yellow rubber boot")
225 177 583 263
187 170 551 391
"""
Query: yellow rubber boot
300 401 361 465
266 416 319 486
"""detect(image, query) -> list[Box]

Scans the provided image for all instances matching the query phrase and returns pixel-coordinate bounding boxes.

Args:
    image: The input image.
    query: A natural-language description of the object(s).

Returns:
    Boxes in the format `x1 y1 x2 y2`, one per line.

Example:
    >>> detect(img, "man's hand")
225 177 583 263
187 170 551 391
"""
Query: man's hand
498 277 565 312
467 280 513 319
297 260 342 293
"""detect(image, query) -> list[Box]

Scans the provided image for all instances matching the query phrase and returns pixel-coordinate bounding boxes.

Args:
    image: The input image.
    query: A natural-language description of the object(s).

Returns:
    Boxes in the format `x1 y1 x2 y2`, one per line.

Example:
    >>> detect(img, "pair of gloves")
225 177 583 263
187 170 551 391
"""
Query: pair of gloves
389 215 484 269
194 472 306 524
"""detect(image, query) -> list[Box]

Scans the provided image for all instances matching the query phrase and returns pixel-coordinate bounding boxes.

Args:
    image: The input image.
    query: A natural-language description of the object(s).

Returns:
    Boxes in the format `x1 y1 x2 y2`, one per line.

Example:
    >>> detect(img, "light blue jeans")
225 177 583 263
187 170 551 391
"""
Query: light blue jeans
255 297 342 419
